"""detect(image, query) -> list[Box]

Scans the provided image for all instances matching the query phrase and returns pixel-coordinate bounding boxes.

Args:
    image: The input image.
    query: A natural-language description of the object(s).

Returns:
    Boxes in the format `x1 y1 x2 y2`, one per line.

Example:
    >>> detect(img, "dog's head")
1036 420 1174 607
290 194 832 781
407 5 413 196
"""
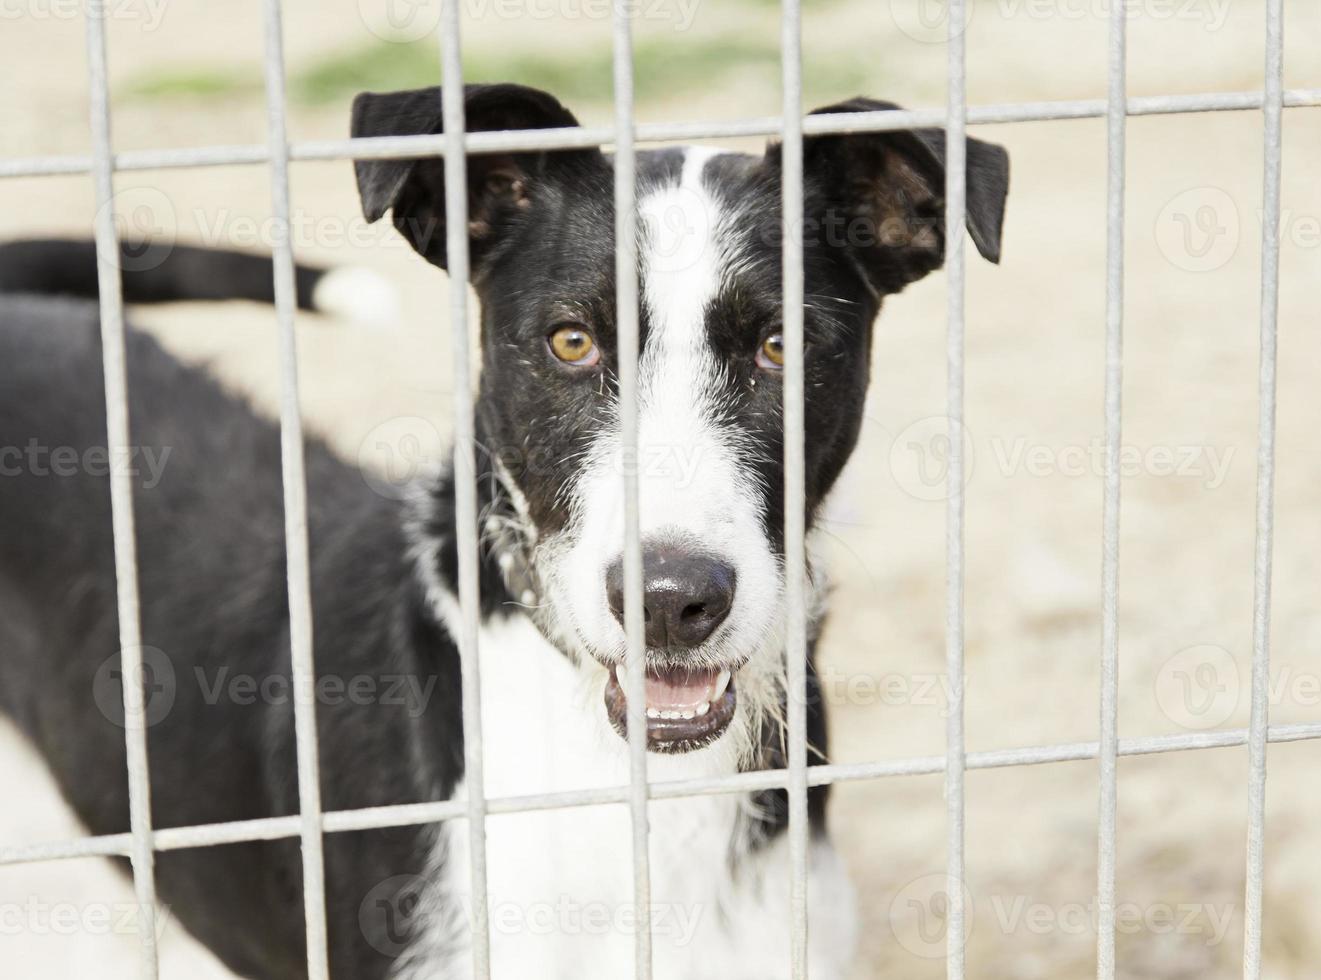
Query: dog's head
353 84 1008 759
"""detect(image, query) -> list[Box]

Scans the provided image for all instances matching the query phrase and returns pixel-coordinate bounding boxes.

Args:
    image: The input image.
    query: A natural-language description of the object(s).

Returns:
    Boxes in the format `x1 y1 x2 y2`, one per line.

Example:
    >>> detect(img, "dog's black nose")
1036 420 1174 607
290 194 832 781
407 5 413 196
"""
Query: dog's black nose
606 548 736 650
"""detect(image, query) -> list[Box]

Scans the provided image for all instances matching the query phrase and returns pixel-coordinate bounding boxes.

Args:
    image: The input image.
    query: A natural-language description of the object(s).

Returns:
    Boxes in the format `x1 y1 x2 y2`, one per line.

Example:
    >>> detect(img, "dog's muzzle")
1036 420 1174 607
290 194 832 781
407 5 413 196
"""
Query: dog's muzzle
602 545 742 753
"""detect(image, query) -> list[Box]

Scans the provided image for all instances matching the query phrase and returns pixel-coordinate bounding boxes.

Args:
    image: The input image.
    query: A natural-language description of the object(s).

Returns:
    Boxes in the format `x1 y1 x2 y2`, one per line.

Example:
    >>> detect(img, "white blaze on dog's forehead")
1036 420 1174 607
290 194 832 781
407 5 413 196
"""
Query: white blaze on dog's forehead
631 145 732 531
638 146 723 314
638 146 724 349
592 143 770 571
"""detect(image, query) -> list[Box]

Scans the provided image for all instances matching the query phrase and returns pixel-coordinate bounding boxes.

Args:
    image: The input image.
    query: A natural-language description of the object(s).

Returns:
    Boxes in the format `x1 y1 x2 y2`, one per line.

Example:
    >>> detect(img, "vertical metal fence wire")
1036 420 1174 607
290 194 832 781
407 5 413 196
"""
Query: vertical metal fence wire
610 1 655 977
437 4 493 976
778 0 810 975
1096 0 1127 974
82 3 161 977
257 1 331 976
1243 0 1284 975
943 0 969 976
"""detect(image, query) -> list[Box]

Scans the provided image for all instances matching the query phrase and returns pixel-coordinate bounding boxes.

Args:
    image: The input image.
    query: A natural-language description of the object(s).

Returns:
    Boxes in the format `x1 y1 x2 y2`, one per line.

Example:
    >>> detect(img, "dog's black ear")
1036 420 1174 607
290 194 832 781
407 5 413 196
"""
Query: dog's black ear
779 97 1009 296
351 83 601 271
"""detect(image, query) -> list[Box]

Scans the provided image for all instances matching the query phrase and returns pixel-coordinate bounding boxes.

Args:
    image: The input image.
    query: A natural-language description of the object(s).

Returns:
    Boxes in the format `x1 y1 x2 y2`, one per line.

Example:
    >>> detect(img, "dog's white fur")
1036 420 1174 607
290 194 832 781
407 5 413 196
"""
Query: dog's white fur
394 147 855 978
394 613 855 980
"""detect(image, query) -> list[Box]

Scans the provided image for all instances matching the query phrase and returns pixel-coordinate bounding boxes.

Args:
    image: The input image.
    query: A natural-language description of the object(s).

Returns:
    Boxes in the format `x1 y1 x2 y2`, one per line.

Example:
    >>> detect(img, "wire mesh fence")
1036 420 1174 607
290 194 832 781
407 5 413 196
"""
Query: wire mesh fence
0 0 1313 978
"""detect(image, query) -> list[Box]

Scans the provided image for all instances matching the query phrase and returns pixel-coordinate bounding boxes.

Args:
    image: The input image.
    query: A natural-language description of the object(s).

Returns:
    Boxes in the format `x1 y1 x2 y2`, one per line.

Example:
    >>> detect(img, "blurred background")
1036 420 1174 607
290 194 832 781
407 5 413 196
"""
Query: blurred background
1 0 1319 976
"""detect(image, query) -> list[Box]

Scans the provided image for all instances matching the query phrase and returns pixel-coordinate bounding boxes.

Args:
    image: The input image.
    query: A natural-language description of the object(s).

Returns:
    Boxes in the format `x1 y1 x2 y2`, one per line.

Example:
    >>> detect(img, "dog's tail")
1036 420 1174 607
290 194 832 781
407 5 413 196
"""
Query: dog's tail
0 238 399 327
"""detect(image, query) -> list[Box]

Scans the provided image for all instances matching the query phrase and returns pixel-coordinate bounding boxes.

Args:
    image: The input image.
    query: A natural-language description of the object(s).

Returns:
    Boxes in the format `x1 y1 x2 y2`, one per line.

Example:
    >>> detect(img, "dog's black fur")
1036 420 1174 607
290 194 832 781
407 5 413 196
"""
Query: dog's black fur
0 239 330 310
0 291 468 976
0 84 1007 978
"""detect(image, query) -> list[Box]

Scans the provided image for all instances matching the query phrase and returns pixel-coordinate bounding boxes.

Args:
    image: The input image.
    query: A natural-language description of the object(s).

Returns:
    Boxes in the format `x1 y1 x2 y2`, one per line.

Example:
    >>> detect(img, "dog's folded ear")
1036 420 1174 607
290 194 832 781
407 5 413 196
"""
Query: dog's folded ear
351 83 602 272
780 97 1009 296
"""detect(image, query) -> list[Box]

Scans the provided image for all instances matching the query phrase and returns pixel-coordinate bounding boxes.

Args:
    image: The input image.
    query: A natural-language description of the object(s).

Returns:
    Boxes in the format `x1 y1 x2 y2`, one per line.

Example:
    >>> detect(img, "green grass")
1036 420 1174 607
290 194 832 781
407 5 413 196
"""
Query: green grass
289 37 870 107
121 34 874 111
121 68 261 102
290 38 439 104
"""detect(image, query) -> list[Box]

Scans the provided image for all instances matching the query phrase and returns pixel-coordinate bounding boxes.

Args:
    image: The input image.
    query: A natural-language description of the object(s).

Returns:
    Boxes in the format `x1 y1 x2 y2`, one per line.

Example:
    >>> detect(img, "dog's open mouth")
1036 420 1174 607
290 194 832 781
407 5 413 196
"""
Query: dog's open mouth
603 665 736 753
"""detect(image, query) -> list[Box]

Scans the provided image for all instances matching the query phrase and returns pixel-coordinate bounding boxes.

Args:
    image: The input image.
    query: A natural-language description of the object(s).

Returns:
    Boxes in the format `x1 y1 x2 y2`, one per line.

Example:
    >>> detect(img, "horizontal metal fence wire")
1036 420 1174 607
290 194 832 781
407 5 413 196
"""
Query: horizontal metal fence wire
0 0 1305 977
3 89 1321 180
6 722 1319 868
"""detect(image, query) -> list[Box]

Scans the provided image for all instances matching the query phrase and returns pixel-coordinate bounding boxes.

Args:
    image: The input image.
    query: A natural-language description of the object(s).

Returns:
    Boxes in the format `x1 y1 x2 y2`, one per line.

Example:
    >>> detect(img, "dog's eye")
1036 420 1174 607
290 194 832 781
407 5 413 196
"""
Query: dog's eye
547 323 600 367
756 334 785 371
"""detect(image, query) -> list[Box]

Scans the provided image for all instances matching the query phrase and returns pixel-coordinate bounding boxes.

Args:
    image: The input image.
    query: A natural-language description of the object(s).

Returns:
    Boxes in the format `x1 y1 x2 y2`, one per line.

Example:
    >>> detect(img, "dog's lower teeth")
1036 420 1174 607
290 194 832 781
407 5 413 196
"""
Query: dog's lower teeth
646 708 661 719
696 701 710 717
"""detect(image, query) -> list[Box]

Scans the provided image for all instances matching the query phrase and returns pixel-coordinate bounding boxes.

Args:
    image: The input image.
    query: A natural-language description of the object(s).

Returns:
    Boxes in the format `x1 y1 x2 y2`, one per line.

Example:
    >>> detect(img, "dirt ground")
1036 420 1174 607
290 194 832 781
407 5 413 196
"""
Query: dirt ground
1 0 1319 977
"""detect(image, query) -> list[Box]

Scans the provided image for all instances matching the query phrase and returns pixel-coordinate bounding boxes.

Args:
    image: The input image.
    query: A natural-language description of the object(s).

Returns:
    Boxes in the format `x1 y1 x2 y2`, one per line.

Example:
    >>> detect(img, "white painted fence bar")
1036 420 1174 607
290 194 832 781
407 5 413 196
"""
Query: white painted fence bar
5 723 1320 871
778 0 811 974
609 1 654 977
1095 0 1126 973
943 1 969 976
436 2 494 976
1242 0 1285 975
81 3 161 976
4 89 1320 180
257 2 332 976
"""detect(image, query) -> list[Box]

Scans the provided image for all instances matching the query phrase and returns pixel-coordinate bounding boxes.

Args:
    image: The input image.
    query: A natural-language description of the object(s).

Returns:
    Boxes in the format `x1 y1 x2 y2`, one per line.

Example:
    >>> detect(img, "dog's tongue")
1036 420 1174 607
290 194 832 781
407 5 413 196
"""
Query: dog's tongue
644 667 728 710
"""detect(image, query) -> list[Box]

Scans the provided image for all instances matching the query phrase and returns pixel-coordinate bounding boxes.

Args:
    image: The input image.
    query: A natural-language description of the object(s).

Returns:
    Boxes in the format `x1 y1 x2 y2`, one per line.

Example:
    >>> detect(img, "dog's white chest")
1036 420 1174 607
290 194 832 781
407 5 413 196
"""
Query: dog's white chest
393 613 854 980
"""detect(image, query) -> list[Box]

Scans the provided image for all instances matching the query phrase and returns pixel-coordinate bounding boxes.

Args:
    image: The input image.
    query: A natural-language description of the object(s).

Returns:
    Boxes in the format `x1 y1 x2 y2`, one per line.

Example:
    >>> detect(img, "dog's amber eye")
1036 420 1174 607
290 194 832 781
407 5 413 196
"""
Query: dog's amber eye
547 324 600 367
756 334 785 370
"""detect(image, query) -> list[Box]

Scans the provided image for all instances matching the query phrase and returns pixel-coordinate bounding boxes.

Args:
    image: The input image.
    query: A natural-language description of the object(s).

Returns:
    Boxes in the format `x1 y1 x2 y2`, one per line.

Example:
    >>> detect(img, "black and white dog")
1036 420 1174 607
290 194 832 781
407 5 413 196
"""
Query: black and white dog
0 83 1008 978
